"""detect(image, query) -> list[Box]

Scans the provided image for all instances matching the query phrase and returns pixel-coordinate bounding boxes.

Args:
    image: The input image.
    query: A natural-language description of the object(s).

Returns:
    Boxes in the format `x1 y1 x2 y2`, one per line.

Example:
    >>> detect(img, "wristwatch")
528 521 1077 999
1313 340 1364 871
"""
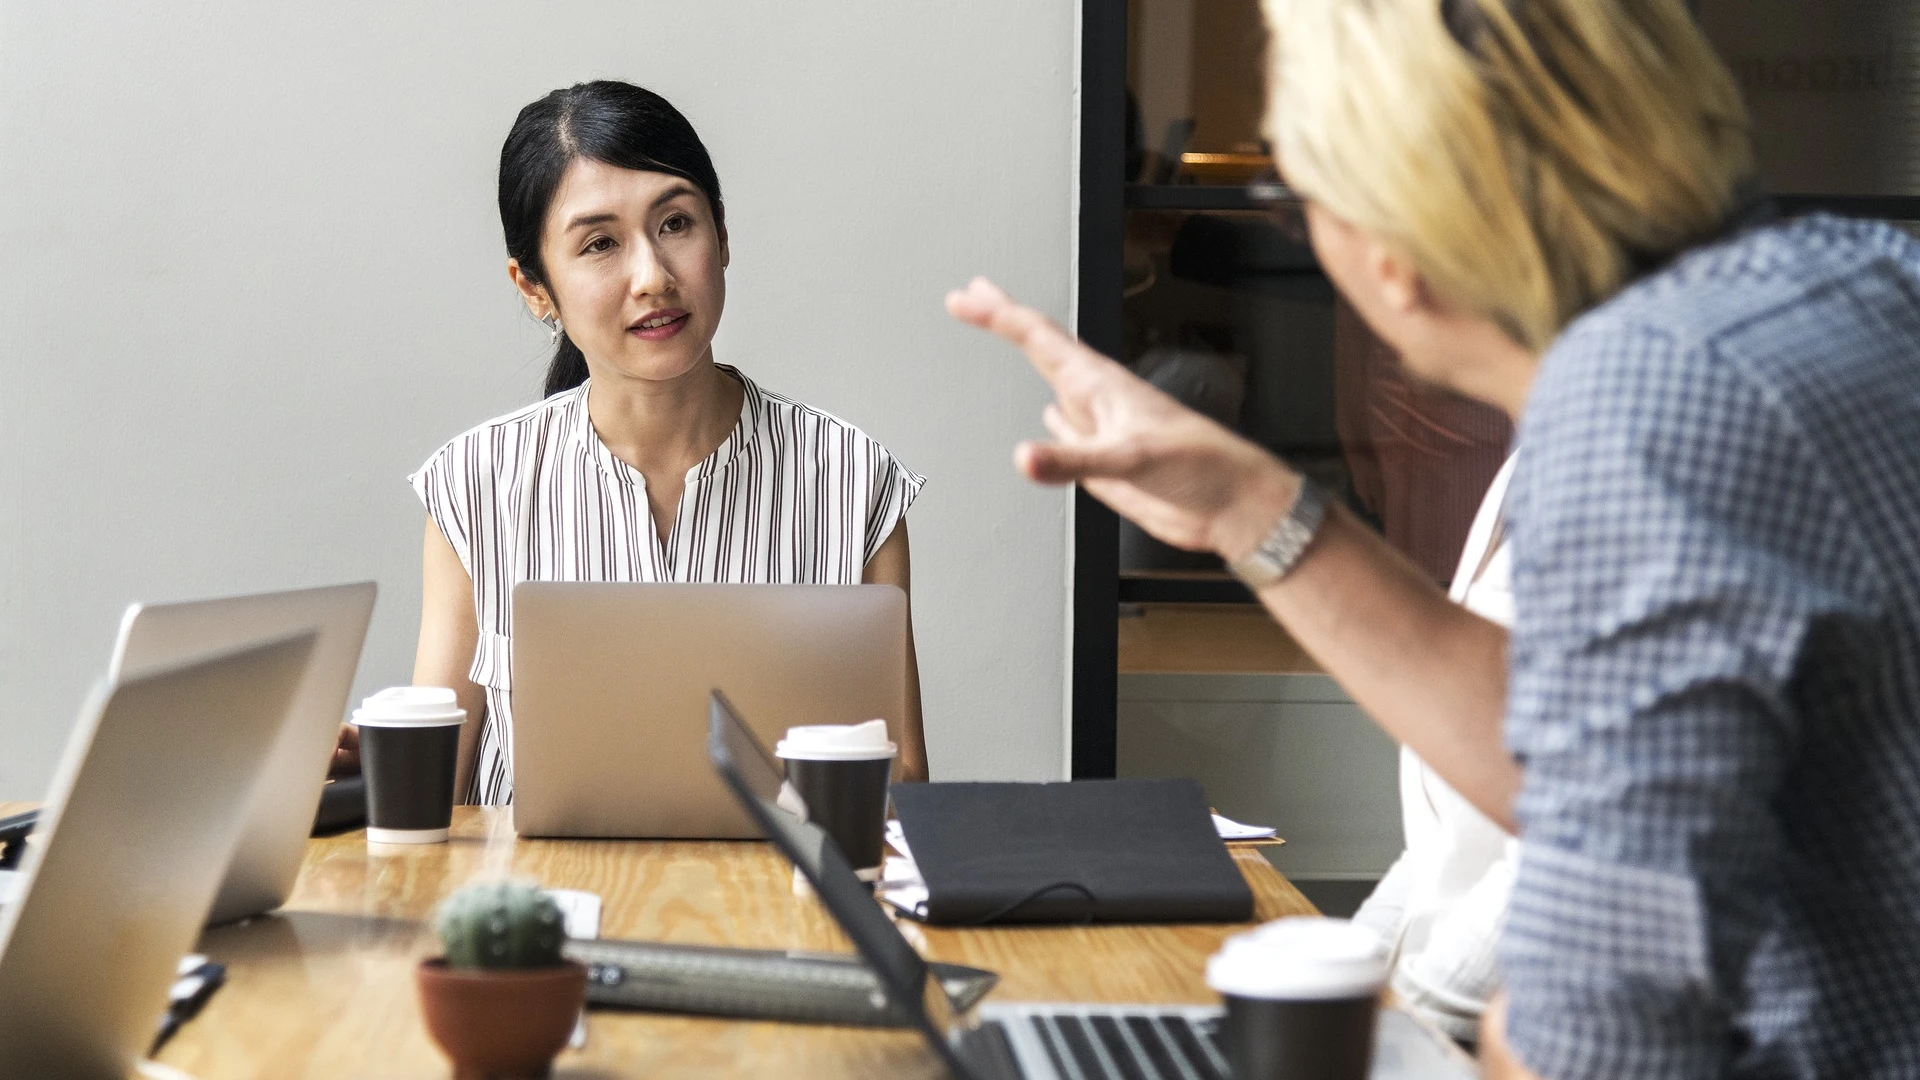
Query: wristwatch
1226 477 1330 589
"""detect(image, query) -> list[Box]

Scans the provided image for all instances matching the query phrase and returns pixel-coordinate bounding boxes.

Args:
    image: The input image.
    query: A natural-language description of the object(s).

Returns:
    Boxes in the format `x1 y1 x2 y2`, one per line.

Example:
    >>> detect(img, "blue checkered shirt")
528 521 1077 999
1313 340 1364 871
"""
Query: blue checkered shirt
1501 213 1920 1080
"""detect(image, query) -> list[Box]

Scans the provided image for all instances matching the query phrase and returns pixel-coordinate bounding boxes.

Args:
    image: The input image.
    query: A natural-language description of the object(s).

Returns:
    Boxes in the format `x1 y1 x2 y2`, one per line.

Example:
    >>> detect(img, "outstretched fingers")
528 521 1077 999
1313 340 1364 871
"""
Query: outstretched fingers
1015 436 1141 486
943 276 1011 327
947 277 1102 384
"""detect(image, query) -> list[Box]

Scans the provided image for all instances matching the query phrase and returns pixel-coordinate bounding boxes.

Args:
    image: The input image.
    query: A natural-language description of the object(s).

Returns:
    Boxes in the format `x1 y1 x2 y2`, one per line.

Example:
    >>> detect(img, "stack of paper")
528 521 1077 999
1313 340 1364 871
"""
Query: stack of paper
1211 813 1278 841
881 820 929 917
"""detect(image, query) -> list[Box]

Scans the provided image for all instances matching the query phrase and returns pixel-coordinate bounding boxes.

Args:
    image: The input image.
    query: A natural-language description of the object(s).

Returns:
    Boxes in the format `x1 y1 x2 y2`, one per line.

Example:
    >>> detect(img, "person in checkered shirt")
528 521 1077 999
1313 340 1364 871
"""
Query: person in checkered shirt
953 1 1920 1077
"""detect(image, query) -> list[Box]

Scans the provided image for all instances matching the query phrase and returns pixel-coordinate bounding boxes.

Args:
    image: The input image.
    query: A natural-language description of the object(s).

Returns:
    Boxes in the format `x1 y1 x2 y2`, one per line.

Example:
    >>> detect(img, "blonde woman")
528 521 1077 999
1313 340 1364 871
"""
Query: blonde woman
952 2 1920 1078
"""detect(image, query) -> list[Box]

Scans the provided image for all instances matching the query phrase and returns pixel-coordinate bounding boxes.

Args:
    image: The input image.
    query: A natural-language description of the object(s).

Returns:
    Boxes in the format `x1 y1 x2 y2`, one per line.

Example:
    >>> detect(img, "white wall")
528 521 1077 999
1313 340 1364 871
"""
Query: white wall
0 1 1078 799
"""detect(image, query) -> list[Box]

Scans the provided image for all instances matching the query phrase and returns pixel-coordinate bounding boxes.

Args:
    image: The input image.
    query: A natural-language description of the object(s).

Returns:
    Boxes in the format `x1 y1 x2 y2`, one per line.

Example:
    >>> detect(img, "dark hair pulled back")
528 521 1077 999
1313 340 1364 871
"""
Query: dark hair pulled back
498 81 725 398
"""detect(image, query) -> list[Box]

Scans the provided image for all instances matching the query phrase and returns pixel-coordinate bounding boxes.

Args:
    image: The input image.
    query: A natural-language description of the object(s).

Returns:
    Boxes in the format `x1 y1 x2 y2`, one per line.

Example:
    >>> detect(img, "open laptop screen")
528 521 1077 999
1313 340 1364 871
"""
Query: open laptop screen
706 692 980 1077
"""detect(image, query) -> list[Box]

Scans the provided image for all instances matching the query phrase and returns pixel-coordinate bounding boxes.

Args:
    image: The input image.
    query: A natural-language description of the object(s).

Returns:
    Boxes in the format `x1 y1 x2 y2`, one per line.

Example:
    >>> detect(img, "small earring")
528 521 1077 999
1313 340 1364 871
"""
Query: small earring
542 312 562 345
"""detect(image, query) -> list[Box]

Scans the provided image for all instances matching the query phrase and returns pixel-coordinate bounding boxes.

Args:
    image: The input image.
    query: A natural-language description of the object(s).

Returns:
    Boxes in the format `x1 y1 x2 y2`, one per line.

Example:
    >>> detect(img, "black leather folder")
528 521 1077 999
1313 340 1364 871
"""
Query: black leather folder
888 778 1254 925
311 775 367 836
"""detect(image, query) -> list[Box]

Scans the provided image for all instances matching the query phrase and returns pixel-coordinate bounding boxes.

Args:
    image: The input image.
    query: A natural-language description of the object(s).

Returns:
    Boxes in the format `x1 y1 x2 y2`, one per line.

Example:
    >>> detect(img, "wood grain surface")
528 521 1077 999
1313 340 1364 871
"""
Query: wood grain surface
149 807 1314 1078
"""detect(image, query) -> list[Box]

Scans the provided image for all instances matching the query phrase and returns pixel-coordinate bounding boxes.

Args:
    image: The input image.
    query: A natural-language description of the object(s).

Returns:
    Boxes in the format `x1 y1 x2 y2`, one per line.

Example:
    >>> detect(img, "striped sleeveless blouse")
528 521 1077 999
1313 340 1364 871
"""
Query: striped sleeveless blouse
410 366 924 805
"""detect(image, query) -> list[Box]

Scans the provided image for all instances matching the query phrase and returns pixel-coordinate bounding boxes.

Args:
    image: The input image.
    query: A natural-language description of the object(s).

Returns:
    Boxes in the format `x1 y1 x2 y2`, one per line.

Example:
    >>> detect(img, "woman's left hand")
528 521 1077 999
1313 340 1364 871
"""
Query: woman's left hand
329 723 360 776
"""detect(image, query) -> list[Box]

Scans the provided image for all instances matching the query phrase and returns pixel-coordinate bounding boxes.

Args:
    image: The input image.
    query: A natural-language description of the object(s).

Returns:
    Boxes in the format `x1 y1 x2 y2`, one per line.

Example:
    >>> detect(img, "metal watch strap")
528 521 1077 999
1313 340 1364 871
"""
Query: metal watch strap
1226 477 1330 589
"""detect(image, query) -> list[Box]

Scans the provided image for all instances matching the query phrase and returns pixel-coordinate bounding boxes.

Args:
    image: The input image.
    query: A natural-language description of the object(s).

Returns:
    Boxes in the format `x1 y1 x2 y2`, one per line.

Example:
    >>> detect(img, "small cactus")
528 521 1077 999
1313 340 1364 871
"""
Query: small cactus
434 882 567 970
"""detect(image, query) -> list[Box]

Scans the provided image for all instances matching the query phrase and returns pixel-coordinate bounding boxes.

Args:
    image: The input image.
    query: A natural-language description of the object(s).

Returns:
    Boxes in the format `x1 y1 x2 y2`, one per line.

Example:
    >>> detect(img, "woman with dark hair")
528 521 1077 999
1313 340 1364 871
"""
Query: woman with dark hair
402 81 925 805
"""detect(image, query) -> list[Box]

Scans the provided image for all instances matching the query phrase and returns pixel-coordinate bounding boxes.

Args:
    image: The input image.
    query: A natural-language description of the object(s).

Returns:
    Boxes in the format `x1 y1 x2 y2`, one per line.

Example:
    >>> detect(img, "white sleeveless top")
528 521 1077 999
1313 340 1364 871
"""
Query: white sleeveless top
410 366 924 805
1352 454 1516 1041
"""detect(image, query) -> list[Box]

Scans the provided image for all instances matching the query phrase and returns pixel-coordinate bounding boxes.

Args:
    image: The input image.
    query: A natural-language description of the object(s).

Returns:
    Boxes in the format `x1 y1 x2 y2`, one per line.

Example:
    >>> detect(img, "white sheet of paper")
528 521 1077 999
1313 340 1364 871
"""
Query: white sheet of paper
1212 813 1277 840
544 888 602 940
543 888 600 1049
884 819 913 862
879 831 931 917
880 882 930 919
881 854 922 888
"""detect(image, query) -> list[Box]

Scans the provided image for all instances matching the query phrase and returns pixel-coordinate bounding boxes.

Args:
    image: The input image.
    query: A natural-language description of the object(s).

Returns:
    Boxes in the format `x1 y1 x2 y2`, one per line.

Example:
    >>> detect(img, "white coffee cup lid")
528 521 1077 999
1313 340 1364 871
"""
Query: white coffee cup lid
775 720 896 761
1205 917 1389 1000
351 686 466 728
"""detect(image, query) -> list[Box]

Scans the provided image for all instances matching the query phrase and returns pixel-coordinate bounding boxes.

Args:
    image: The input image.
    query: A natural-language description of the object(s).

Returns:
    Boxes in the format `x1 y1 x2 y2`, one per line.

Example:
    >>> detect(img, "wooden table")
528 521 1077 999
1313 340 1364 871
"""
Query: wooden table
150 807 1313 1078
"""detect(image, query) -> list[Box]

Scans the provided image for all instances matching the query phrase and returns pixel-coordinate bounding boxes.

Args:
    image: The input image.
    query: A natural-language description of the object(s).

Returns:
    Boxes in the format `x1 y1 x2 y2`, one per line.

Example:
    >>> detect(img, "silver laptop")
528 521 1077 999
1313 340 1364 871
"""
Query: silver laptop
708 692 1476 1080
110 581 377 924
512 582 907 838
0 633 316 1079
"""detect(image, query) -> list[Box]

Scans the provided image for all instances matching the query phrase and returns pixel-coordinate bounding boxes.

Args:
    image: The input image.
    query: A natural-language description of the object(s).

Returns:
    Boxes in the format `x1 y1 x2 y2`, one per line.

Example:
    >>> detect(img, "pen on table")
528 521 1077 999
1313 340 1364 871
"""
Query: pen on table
151 958 226 1056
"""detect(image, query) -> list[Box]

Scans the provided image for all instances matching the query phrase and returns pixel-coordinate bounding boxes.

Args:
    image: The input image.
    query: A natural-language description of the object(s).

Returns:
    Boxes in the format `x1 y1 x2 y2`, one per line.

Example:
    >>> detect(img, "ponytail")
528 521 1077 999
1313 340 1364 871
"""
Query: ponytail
543 332 589 397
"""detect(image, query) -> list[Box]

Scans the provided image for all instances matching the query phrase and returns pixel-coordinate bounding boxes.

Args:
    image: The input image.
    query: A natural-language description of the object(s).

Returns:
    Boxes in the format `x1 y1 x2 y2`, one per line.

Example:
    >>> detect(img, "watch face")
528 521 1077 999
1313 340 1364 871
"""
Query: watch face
1230 543 1287 589
1231 481 1328 589
1263 524 1306 567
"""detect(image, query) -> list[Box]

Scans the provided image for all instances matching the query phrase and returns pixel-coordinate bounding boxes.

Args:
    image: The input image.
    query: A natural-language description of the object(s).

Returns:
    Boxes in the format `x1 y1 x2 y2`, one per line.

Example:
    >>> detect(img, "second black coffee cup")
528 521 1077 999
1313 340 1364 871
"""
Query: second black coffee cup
775 720 895 880
1205 917 1389 1080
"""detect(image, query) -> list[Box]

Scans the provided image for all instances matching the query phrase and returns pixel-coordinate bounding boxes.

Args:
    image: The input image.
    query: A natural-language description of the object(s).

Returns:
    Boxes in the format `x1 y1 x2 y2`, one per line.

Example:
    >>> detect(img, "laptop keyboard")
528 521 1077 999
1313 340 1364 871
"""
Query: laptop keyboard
988 1005 1479 1080
995 1009 1227 1080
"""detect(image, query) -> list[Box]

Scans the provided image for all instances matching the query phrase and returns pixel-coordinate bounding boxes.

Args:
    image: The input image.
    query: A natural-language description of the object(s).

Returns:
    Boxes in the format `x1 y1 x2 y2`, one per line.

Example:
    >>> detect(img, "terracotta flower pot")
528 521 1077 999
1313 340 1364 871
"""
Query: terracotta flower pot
416 958 588 1080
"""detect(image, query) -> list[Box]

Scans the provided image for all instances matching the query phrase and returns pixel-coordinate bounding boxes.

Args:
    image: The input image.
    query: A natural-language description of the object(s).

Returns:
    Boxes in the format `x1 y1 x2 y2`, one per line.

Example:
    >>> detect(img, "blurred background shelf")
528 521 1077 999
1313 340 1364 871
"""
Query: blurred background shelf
1118 572 1253 606
1125 183 1294 212
1118 602 1320 674
1773 194 1920 221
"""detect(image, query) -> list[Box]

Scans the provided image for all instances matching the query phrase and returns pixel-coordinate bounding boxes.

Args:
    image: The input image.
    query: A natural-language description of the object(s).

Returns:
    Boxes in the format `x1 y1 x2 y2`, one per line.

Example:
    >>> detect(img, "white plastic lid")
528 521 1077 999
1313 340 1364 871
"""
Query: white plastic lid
351 686 466 728
1205 917 1389 1000
775 720 896 761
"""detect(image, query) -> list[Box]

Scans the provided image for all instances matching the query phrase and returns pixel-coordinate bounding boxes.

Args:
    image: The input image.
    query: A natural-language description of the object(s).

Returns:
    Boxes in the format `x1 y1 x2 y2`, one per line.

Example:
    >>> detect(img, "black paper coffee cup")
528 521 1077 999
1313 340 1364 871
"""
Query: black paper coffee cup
352 687 465 844
776 720 895 880
1205 917 1389 1080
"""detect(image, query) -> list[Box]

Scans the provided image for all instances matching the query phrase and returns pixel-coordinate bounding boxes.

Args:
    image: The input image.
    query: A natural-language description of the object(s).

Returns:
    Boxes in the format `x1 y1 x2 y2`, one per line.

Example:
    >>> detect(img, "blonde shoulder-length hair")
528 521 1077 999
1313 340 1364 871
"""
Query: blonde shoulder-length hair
1263 0 1753 351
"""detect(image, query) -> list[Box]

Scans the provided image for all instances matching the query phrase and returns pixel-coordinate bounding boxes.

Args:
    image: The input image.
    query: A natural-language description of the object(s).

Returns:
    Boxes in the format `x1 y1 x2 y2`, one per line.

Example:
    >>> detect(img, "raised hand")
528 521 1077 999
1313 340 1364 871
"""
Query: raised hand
945 277 1296 559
